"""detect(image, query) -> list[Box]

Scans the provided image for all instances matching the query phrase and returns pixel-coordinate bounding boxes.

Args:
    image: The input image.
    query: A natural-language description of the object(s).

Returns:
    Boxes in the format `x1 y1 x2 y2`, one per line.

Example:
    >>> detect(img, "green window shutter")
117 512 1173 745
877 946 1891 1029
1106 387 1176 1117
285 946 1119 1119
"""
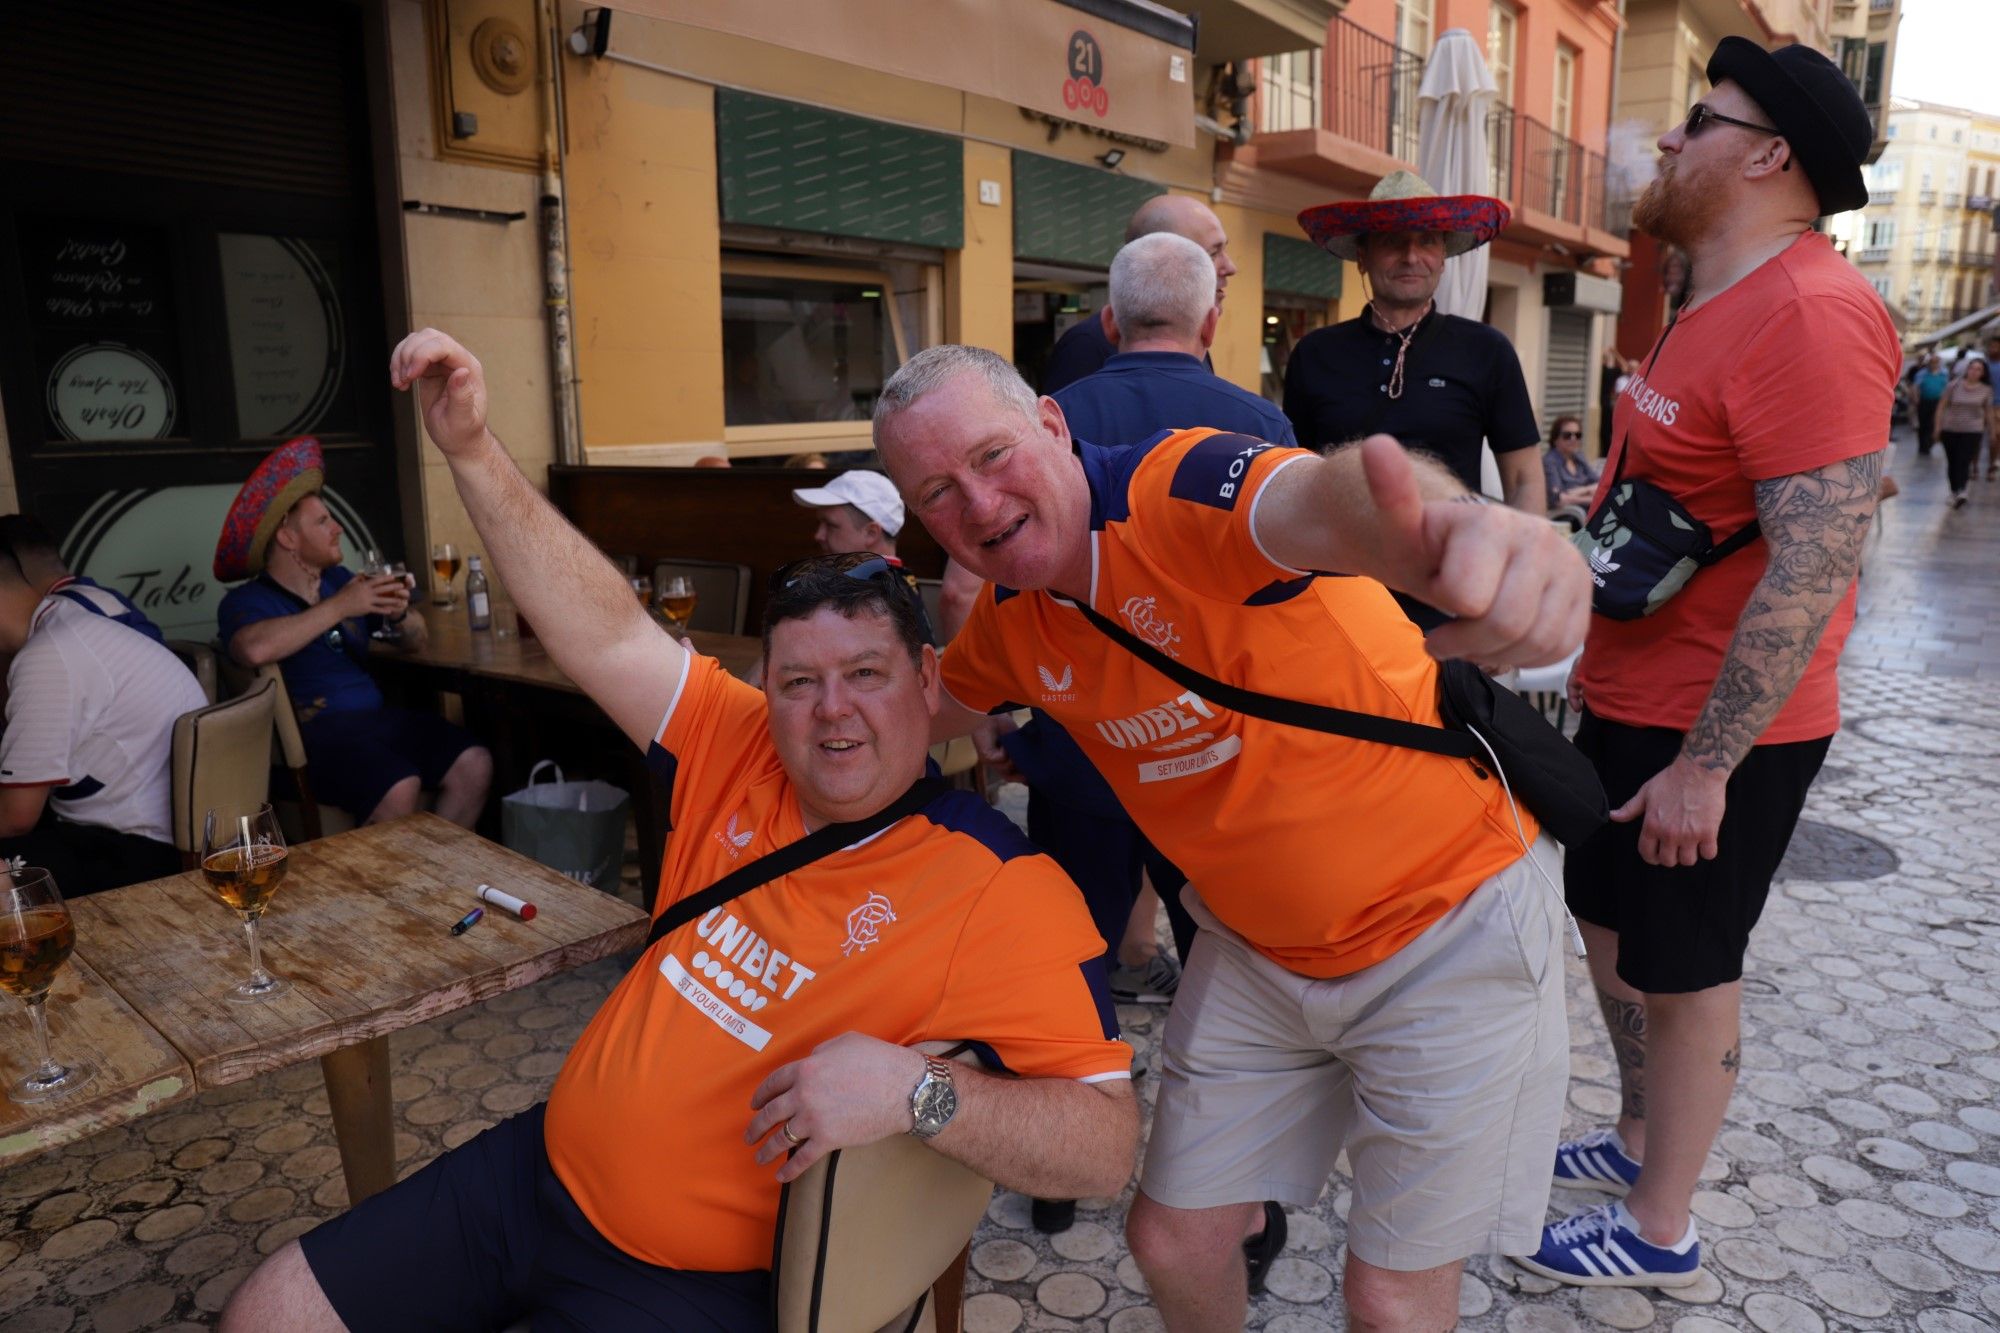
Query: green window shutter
1012 153 1167 267
715 91 962 248
1264 233 1342 301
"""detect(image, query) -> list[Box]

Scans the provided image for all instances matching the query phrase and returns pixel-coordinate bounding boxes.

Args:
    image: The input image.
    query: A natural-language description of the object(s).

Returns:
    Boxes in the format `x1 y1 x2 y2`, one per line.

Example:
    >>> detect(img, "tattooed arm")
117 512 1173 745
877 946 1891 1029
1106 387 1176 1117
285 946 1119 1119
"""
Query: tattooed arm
1611 451 1883 867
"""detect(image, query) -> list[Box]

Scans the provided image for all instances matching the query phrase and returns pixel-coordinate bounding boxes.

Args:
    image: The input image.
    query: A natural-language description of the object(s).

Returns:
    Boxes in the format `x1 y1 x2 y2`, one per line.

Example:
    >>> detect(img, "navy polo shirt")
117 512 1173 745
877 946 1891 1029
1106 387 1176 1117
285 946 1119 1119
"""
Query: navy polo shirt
1052 351 1296 450
1041 318 1217 395
1282 309 1538 491
216 567 384 715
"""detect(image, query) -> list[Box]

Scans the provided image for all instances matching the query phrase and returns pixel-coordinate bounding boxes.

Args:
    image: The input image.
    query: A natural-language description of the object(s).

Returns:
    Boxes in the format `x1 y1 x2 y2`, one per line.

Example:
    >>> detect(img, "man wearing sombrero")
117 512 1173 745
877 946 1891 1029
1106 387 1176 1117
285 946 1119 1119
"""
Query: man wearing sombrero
214 438 493 829
1285 170 1545 525
1521 40 1896 1288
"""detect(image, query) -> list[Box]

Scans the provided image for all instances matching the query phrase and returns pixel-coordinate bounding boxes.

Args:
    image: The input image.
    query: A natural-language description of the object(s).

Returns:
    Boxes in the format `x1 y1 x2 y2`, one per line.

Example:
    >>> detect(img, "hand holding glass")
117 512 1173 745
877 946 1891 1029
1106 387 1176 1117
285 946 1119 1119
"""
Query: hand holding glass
1 867 97 1103
200 804 291 1002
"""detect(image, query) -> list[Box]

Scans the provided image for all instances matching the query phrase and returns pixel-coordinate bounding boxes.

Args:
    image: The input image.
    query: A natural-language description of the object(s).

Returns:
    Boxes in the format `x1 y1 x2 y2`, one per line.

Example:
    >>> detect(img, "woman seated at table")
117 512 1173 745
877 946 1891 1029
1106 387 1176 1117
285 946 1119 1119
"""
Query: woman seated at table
213 438 492 829
1541 414 1600 511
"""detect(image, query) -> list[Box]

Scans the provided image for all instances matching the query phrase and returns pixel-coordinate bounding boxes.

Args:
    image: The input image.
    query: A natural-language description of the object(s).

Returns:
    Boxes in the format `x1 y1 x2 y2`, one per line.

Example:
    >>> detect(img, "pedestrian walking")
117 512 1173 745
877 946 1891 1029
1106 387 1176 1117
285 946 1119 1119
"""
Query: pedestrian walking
1939 358 1991 507
1525 38 1896 1289
1914 353 1948 455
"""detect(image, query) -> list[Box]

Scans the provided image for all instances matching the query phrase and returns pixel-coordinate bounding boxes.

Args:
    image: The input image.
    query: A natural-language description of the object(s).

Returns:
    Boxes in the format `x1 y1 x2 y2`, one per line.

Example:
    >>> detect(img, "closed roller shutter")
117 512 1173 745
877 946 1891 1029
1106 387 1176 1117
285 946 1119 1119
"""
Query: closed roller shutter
1543 309 1592 427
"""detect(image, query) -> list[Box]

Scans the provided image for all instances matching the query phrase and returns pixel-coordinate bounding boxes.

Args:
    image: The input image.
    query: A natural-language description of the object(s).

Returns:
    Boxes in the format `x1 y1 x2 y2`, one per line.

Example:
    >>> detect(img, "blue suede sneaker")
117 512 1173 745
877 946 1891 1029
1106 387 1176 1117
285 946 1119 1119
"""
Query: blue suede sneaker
1515 1202 1702 1288
1552 1128 1642 1196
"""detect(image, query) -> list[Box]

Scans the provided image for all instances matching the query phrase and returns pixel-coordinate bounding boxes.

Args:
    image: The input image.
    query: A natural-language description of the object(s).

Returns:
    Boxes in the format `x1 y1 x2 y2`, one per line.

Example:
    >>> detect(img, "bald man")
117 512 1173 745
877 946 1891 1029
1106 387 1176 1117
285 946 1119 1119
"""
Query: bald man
1041 195 1237 394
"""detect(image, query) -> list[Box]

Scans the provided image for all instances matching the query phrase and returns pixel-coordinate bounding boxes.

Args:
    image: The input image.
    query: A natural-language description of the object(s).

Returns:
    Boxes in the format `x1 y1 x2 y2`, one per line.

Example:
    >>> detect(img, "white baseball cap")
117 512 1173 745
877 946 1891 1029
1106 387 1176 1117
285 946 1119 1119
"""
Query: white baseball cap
791 470 905 537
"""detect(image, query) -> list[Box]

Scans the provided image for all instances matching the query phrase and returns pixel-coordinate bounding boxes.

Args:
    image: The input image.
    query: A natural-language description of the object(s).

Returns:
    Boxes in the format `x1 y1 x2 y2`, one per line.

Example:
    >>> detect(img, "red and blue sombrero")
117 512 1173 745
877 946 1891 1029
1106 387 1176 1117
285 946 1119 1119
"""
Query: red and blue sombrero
213 436 325 582
1299 170 1510 262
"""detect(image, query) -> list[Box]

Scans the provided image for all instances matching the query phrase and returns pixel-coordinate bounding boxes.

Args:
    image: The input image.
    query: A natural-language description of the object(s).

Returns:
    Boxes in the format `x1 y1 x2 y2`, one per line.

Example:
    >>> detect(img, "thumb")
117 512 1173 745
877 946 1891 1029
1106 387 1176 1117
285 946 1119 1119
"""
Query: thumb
1361 435 1424 545
1609 788 1646 823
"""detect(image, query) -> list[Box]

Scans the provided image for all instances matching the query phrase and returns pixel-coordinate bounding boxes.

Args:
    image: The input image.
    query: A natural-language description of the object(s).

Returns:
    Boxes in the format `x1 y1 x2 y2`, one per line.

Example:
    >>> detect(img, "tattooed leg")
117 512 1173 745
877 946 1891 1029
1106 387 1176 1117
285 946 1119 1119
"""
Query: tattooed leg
1597 986 1649 1130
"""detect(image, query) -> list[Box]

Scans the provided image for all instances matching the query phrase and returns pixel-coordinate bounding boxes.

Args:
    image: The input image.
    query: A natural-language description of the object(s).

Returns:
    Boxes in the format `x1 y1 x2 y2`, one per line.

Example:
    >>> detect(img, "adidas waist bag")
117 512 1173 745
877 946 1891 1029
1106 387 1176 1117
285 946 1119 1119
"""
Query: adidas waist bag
1571 478 1760 621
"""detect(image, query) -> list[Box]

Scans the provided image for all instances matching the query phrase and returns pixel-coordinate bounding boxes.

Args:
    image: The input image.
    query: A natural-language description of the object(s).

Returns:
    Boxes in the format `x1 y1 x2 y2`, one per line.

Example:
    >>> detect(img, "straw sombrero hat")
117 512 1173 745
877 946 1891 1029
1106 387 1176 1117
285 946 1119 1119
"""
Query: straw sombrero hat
213 436 325 582
1298 170 1510 261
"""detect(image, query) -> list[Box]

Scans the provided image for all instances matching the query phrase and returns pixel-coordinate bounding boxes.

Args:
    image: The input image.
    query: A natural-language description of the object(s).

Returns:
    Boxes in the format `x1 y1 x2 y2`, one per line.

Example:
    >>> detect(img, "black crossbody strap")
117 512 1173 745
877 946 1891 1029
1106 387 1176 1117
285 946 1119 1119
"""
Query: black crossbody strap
644 776 948 952
1073 603 1478 759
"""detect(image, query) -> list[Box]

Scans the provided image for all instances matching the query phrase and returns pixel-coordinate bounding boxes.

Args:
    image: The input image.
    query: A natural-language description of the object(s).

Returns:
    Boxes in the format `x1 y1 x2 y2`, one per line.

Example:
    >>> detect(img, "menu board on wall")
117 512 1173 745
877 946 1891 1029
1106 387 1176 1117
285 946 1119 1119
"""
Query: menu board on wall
218 232 349 439
19 219 186 444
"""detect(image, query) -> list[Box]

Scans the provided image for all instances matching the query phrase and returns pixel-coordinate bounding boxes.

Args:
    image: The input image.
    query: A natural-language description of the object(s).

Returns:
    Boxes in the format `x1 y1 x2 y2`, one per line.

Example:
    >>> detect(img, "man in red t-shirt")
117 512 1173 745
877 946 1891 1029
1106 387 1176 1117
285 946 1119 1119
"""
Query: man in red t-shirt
1517 41 1898 1289
223 331 1136 1333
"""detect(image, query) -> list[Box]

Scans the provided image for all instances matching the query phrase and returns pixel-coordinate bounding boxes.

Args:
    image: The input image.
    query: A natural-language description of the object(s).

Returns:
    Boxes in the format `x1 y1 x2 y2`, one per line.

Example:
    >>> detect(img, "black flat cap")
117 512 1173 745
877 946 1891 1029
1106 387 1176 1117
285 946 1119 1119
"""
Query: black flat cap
1706 37 1873 216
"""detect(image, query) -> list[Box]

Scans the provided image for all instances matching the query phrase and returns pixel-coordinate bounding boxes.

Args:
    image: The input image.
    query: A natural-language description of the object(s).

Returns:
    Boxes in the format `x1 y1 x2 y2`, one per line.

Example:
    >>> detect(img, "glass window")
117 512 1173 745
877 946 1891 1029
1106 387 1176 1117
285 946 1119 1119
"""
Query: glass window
1486 3 1518 106
720 270 898 427
1396 0 1434 54
1259 50 1320 134
1554 44 1578 139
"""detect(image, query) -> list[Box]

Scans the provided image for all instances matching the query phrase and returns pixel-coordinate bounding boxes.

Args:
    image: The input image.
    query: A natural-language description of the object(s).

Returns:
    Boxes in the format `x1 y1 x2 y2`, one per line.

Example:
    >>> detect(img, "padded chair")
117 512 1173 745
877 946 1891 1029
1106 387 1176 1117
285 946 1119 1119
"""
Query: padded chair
771 1047 992 1333
169 677 279 868
165 639 219 704
654 559 752 635
215 655 356 841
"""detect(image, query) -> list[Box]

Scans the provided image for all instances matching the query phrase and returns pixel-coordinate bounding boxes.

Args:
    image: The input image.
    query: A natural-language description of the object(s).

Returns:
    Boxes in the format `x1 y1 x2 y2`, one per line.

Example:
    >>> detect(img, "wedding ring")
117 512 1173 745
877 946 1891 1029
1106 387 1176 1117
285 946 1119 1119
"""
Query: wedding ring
781 1121 804 1146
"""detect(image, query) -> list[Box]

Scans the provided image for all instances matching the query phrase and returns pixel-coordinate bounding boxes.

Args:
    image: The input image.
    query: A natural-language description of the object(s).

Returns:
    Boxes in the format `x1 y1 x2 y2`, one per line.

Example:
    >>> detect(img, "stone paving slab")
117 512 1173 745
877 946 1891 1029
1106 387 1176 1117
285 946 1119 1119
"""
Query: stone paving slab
1 426 1996 1330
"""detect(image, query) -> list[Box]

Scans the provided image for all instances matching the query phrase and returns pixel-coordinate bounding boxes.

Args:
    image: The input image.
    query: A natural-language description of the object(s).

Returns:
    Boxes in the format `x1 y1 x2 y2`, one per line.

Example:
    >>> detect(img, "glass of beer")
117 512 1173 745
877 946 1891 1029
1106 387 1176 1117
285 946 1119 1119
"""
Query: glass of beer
1 867 96 1103
431 542 462 608
658 576 698 636
200 803 291 1003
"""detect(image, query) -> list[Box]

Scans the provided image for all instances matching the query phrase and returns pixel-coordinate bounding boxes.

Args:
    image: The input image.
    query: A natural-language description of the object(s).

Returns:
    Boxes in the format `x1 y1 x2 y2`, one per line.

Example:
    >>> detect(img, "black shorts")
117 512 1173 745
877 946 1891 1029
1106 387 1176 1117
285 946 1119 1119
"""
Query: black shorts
1564 712 1829 994
299 1104 767 1331
0 822 179 896
299 705 482 821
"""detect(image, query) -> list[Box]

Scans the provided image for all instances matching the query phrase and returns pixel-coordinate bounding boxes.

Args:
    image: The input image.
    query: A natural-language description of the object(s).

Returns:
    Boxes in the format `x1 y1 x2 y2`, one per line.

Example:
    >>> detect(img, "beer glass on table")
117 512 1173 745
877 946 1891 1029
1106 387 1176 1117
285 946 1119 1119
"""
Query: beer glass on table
658 576 697 637
200 804 291 1003
431 542 462 608
1 867 97 1103
631 574 653 614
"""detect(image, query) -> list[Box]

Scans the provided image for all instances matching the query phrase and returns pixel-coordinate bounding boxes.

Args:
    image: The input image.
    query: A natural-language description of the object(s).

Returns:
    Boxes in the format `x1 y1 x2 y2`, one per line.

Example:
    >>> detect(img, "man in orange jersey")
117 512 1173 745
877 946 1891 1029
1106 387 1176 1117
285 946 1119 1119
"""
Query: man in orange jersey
222 330 1136 1333
875 345 1590 1332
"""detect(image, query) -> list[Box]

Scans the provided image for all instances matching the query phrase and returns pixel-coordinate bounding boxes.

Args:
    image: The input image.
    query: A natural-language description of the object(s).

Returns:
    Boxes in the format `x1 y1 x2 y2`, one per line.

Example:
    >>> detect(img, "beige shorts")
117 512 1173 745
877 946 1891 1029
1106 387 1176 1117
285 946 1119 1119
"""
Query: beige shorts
1138 837 1569 1271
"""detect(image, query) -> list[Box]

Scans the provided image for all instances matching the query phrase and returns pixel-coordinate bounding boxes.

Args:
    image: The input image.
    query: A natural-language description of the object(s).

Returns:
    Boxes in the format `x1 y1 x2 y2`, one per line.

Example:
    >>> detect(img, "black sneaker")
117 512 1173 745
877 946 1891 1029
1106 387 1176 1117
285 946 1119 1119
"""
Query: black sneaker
1031 1198 1076 1234
1245 1200 1288 1295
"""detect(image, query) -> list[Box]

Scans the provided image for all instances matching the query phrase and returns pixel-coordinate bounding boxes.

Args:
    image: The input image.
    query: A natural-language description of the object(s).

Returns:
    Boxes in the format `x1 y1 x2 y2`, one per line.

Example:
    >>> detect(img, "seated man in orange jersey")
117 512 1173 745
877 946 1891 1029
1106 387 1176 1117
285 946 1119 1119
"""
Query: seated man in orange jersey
876 345 1589 1333
221 331 1137 1333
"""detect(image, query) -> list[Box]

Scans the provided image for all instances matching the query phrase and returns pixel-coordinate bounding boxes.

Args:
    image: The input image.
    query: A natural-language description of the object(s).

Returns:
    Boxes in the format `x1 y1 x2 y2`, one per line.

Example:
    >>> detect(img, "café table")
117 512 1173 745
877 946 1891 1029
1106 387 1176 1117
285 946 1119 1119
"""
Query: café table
372 608 762 906
0 956 195 1170
66 814 647 1203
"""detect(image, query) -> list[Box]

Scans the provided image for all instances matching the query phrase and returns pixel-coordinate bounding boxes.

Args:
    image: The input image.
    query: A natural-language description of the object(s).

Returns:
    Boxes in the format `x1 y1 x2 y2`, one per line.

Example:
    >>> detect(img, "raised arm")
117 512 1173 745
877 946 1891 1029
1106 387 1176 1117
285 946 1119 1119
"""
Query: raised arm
1614 451 1882 865
389 329 684 751
1253 434 1590 667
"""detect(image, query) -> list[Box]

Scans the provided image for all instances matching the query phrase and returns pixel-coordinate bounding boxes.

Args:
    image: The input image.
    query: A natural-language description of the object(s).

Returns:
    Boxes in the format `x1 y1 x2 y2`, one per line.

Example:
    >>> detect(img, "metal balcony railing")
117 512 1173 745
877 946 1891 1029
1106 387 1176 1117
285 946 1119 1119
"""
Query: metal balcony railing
1481 107 1624 234
1920 190 1938 205
1321 15 1425 165
1869 188 1898 204
1971 194 1993 211
1946 193 1964 208
1860 246 1891 263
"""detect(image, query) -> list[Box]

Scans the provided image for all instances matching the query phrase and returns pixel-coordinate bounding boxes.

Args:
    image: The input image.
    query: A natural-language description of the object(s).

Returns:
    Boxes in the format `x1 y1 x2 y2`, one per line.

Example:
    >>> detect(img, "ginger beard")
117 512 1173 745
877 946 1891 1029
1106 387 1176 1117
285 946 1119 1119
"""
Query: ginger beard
1632 150 1731 249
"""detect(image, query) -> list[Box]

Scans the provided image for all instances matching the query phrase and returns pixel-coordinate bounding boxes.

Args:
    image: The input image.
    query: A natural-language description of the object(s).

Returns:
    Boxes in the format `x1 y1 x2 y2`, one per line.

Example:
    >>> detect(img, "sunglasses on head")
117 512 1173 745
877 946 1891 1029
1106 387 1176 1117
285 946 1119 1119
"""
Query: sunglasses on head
769 553 915 607
1682 103 1779 139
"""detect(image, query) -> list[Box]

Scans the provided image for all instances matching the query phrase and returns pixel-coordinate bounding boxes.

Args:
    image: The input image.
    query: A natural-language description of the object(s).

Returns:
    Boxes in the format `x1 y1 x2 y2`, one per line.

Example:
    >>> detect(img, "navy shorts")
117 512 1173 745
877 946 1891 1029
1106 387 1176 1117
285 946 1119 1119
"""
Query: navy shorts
1564 711 1830 994
299 705 482 821
299 1105 768 1331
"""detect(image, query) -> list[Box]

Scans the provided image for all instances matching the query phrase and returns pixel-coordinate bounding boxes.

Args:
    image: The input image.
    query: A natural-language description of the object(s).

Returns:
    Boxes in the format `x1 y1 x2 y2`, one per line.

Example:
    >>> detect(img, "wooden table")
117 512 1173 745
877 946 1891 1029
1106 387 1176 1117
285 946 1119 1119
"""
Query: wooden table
66 815 647 1202
0 956 195 1169
381 605 762 693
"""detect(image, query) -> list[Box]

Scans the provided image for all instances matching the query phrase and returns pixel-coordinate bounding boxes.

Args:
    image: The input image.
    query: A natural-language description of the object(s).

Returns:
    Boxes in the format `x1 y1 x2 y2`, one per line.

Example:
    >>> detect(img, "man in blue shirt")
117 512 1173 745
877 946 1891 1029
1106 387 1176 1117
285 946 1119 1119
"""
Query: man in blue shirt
213 439 491 827
0 514 165 643
1042 195 1237 395
1002 233 1295 1278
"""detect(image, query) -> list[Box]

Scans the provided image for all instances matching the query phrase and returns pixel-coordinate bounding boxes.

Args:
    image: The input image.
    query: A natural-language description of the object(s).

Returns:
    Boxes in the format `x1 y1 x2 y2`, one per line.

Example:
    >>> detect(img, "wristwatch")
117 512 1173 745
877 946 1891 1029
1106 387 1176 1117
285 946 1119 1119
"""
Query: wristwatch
908 1055 958 1140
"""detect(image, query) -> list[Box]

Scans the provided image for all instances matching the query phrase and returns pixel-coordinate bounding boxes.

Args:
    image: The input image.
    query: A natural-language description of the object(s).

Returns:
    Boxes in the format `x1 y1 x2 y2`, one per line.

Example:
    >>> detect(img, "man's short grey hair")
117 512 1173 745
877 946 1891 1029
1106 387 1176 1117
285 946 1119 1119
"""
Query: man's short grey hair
873 345 1040 443
1109 233 1216 341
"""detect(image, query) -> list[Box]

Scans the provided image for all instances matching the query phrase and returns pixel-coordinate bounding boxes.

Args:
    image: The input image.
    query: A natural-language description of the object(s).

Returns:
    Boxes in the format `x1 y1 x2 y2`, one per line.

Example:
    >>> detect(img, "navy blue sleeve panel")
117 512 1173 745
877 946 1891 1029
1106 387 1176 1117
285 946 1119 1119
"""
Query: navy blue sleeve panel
1484 328 1542 453
1041 317 1115 394
643 742 679 831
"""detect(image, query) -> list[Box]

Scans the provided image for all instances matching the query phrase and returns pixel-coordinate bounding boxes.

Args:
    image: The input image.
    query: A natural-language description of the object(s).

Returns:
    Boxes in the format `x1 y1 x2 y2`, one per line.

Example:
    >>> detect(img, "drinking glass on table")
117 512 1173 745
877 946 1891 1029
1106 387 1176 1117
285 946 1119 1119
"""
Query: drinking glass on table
431 542 462 608
1 867 96 1103
658 576 697 637
200 803 291 1003
631 574 653 613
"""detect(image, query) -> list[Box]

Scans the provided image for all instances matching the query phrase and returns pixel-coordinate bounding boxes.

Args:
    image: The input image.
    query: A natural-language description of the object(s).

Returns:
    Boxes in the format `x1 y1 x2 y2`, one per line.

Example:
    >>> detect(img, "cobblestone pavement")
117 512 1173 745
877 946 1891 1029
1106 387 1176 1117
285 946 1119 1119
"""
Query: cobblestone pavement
1 425 1996 1331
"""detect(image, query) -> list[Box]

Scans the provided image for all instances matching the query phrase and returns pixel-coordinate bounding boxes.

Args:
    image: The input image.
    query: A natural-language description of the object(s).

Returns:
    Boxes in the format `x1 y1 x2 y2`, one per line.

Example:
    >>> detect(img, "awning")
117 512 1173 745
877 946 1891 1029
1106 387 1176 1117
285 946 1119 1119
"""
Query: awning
1909 302 2000 349
601 0 1198 147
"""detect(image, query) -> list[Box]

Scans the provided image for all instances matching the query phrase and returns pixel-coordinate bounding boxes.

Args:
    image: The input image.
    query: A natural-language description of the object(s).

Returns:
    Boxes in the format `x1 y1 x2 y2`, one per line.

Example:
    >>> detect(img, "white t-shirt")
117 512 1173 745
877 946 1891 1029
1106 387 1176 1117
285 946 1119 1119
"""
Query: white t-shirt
1 597 206 845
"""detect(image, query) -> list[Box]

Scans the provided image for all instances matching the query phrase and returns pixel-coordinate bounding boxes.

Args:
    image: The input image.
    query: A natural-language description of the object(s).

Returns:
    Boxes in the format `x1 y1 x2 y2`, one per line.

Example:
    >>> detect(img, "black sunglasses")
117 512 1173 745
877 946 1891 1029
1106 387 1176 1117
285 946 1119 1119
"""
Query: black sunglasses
1683 103 1779 138
1555 430 1583 439
769 553 914 606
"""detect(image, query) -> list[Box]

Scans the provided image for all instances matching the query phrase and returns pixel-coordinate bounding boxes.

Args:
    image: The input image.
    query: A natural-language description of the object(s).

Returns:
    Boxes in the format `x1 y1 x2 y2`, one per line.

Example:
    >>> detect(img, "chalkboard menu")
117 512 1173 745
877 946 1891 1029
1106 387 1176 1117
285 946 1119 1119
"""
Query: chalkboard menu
20 218 186 444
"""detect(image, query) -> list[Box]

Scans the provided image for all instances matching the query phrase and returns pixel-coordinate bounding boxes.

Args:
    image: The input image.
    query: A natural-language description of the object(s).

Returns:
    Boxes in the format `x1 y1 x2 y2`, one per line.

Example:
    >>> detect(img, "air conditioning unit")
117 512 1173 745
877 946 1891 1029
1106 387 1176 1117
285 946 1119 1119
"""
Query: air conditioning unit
1543 271 1623 314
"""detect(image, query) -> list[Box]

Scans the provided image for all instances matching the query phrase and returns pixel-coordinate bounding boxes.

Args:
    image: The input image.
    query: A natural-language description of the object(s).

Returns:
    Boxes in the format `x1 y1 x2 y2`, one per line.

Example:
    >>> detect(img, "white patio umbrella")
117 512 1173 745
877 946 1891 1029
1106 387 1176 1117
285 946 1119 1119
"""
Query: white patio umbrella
1416 28 1506 498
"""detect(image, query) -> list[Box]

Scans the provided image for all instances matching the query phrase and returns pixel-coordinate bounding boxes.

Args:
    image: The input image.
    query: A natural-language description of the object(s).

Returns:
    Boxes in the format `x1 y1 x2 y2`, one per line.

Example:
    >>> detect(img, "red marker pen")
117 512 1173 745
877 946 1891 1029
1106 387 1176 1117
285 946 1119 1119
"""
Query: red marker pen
475 883 537 921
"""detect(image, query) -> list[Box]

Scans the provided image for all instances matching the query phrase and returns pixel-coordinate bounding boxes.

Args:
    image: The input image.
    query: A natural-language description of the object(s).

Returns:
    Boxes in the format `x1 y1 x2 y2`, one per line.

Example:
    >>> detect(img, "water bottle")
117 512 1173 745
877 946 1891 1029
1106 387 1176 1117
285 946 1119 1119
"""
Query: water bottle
466 554 491 631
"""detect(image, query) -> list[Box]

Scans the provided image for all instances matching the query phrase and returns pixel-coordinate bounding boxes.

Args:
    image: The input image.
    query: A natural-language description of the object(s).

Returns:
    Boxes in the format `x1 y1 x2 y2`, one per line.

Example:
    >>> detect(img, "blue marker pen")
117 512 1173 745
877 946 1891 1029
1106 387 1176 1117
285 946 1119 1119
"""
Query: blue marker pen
450 906 484 936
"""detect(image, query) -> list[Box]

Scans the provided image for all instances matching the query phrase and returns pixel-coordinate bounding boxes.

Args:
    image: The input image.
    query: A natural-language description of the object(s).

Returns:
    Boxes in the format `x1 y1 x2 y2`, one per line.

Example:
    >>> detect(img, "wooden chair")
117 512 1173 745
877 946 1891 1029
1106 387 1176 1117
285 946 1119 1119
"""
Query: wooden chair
771 1048 991 1333
653 558 752 635
165 639 219 704
169 678 279 869
215 655 354 841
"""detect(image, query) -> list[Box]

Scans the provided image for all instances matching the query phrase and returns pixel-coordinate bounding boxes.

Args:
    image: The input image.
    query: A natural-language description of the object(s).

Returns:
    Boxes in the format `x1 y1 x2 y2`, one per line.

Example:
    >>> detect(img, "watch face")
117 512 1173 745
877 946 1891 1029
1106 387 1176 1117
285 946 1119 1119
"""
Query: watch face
915 1079 957 1128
